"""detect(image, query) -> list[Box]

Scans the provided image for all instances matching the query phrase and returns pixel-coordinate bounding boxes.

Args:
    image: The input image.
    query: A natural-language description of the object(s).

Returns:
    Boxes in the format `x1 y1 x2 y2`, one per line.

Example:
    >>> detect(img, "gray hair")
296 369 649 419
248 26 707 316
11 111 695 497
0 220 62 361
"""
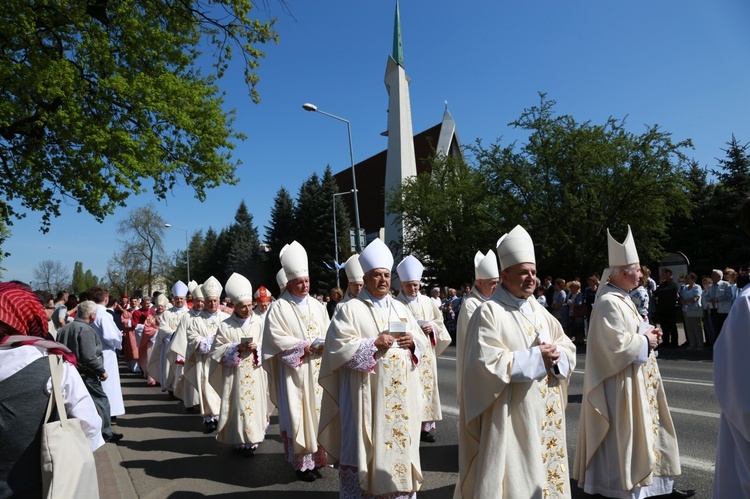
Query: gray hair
76 300 97 319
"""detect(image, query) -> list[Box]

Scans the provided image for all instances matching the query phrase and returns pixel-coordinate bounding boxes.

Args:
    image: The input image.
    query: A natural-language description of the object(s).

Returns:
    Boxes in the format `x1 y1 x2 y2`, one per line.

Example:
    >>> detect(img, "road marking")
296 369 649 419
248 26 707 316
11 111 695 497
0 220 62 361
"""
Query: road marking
439 356 456 362
670 407 720 419
680 455 715 472
443 405 459 416
572 370 713 387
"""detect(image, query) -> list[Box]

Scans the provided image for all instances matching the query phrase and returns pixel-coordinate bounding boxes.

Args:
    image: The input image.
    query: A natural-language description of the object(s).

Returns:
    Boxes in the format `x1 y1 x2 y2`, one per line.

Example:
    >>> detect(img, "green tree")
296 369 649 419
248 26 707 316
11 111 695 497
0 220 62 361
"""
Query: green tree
264 188 296 262
226 200 263 283
704 136 750 267
321 166 352 289
1 0 278 231
294 171 336 293
117 203 165 295
106 247 148 299
388 154 495 286
71 261 99 294
665 160 716 275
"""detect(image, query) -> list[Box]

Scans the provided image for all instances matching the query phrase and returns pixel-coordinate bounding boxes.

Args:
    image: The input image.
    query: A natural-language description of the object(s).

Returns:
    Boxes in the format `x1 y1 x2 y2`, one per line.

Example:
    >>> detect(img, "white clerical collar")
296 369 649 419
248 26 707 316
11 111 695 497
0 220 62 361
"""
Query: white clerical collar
363 289 390 309
289 293 308 306
402 293 418 303
505 289 533 314
237 314 253 326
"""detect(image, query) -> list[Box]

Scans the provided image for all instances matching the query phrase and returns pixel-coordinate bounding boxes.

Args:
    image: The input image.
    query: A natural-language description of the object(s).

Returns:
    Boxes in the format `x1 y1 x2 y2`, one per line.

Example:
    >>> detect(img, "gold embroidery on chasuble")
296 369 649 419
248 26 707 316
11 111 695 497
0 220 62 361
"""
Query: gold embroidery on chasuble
296 304 324 414
382 348 411 483
408 301 436 416
644 355 662 464
537 332 567 498
239 355 258 439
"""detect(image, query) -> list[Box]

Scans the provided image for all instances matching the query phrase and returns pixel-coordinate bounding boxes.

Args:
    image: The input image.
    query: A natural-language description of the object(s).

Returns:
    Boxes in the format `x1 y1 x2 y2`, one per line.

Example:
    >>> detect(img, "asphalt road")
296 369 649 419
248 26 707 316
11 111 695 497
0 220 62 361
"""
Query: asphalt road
113 344 717 498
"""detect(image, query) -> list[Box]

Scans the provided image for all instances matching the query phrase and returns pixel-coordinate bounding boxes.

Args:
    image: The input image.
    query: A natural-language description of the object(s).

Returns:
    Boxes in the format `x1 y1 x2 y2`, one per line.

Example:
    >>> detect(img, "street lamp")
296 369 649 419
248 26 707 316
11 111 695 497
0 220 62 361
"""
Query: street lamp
164 223 190 283
332 190 355 288
302 102 363 251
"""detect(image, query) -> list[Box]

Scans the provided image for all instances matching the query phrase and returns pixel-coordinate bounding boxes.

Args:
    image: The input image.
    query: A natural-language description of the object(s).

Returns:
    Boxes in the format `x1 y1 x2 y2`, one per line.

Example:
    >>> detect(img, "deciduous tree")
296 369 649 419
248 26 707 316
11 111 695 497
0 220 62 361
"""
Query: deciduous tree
33 259 70 293
1 0 279 231
117 203 165 295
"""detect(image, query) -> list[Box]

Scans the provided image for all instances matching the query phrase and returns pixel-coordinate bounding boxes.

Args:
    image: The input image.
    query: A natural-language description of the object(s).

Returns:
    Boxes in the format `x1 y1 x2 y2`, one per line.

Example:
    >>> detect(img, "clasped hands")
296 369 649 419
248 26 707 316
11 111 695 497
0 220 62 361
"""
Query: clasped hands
237 341 258 355
539 341 561 371
645 327 663 350
375 332 414 351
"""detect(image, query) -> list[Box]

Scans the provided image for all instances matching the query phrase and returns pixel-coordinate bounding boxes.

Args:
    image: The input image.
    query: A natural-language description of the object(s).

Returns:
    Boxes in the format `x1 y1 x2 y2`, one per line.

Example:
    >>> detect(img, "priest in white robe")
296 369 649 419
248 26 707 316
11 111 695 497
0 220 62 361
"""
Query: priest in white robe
342 254 364 302
262 241 329 482
184 276 228 432
455 250 500 402
713 198 750 498
394 254 451 443
455 225 576 499
91 286 125 417
209 273 269 456
573 226 693 499
148 281 189 394
170 280 204 407
319 238 428 498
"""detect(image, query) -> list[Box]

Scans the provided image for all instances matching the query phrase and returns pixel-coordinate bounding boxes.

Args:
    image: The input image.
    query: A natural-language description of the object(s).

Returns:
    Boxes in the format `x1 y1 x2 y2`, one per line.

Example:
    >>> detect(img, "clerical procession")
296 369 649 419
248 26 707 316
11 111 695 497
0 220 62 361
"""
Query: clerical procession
3 0 750 497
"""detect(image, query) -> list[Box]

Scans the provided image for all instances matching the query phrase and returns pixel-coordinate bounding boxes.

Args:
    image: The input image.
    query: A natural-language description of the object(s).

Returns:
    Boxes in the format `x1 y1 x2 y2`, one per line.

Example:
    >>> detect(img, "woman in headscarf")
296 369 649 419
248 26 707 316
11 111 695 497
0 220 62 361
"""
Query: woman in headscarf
0 282 104 498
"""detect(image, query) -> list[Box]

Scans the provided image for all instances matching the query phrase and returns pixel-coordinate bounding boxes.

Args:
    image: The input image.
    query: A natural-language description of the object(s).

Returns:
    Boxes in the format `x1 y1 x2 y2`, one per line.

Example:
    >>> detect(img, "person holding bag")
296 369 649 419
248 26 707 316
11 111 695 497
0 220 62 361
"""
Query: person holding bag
0 282 104 499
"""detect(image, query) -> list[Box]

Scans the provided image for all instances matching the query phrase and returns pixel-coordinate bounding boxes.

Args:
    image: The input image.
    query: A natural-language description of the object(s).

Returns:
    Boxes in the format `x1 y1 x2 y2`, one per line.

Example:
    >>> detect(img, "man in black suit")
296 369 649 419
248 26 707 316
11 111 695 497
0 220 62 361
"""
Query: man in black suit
654 268 679 347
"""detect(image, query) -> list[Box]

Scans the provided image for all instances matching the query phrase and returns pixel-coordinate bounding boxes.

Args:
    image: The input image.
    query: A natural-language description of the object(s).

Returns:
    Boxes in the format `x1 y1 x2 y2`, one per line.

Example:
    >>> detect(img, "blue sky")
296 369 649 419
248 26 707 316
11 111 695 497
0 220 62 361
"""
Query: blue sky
5 0 750 287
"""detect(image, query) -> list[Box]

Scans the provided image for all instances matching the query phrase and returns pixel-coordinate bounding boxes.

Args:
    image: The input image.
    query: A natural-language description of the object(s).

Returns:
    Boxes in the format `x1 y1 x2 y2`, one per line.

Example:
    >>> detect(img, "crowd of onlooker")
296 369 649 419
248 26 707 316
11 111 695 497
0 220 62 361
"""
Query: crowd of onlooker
396 264 749 349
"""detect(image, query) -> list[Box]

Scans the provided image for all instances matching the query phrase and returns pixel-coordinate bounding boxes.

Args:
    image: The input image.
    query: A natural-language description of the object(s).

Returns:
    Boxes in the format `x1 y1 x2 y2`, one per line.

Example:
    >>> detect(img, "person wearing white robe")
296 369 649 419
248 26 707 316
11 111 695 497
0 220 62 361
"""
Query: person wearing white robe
148 281 189 394
90 286 125 417
319 238 428 498
341 254 364 303
184 276 228 432
455 225 576 499
573 226 693 499
455 250 500 403
170 280 204 407
209 273 269 456
262 241 329 482
713 198 750 498
394 254 451 443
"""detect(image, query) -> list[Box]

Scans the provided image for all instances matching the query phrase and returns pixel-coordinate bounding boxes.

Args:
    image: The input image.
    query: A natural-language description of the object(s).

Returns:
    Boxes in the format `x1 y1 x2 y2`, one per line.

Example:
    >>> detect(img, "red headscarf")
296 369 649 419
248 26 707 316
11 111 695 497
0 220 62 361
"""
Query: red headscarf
0 282 76 365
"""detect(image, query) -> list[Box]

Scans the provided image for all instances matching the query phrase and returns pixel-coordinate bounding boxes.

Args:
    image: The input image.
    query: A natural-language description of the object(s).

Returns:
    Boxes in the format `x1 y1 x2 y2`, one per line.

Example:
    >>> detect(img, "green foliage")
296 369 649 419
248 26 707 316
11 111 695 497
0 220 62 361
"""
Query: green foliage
0 0 278 231
392 94 694 283
388 154 495 285
226 200 263 283
71 261 98 294
264 187 296 260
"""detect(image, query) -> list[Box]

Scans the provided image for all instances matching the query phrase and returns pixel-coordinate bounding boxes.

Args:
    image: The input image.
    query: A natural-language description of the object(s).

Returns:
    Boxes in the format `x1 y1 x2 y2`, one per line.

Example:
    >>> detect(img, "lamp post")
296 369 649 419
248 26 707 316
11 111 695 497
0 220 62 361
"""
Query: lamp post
164 223 190 283
302 102 363 251
332 190 355 288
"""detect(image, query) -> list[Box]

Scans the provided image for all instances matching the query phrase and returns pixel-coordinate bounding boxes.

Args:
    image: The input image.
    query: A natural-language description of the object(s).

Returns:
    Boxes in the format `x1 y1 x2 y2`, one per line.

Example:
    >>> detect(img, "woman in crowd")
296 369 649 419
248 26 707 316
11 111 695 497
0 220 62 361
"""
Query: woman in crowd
550 278 568 329
629 273 650 321
0 282 104 497
566 280 586 344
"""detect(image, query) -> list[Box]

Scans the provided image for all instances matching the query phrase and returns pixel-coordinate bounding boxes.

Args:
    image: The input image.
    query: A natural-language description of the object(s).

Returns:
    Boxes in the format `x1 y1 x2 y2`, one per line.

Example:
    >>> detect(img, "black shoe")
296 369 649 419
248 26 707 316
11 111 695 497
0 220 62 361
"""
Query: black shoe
111 416 117 425
234 447 255 457
654 489 696 498
105 432 124 443
311 467 323 479
295 469 316 482
204 420 217 433
420 431 436 443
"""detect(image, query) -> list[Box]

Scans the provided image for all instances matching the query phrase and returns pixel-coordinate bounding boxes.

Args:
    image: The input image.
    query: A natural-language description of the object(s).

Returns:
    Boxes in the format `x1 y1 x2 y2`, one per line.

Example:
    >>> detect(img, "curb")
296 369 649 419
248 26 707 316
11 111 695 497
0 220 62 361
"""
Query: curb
95 440 138 499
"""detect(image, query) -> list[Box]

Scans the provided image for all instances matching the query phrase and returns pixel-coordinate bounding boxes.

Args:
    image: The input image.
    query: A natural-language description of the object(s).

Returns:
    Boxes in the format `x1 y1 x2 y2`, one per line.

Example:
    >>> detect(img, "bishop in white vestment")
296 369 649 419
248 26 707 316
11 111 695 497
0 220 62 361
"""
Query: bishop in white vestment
319 238 428 498
262 241 329 482
209 273 269 455
394 255 451 442
455 226 576 499
170 280 204 407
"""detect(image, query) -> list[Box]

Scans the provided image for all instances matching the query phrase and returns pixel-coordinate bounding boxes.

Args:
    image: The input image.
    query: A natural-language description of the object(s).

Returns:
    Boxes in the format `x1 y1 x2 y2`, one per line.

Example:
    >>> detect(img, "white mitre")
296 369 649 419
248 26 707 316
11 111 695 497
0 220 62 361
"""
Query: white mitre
474 250 499 280
397 255 424 283
607 225 639 267
172 280 188 298
496 225 536 271
155 294 169 307
345 254 364 283
281 241 308 280
276 268 288 293
188 280 204 299
202 276 223 298
225 273 253 304
359 238 394 273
